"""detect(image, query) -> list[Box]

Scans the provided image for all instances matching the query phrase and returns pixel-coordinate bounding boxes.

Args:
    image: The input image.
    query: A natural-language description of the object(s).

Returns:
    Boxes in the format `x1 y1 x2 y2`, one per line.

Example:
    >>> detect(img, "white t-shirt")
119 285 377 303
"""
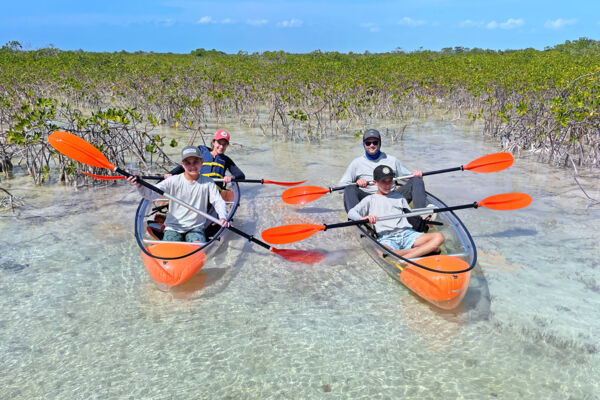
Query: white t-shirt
137 174 227 232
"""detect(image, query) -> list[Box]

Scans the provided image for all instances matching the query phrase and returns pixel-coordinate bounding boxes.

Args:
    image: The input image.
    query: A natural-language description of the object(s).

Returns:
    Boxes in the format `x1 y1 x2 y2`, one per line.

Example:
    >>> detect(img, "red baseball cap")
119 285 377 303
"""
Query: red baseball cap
214 130 230 142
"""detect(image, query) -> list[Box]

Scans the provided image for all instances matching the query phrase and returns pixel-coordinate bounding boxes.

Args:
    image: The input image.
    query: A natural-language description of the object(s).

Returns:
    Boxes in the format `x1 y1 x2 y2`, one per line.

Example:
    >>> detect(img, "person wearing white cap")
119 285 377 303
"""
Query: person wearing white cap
339 129 430 228
128 146 229 243
166 129 245 189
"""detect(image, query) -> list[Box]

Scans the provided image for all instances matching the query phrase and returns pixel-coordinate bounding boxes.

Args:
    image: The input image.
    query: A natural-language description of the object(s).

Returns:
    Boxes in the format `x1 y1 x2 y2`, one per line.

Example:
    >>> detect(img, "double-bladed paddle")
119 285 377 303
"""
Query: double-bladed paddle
217 178 307 186
262 192 532 244
49 131 323 264
82 171 305 186
281 152 514 205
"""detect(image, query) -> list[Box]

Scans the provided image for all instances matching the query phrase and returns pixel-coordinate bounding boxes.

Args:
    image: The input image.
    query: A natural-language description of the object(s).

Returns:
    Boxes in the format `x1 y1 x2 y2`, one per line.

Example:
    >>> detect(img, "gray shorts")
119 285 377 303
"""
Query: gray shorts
163 227 206 243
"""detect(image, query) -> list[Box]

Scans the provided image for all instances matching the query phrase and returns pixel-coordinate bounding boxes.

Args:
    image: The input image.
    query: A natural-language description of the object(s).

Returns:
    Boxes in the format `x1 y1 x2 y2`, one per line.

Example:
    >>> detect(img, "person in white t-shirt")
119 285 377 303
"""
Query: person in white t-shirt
127 146 229 243
348 165 444 259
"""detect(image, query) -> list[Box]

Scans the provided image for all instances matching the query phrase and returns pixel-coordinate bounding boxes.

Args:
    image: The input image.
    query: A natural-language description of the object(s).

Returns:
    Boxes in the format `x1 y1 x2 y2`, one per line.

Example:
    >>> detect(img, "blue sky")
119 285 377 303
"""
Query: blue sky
2 1 598 53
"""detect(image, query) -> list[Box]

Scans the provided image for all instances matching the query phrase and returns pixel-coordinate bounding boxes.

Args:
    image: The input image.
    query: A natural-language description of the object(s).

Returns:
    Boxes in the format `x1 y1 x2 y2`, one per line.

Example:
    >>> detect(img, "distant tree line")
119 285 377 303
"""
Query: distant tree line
1 38 599 185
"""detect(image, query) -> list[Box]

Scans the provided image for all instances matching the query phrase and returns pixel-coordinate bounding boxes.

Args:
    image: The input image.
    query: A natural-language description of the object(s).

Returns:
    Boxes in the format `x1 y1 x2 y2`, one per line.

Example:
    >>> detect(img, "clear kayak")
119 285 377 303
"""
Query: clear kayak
134 182 241 287
345 191 477 310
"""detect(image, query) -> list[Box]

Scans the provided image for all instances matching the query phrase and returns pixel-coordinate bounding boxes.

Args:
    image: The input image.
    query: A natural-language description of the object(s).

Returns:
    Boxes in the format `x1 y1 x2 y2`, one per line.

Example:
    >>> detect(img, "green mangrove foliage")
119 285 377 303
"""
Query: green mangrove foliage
0 39 599 184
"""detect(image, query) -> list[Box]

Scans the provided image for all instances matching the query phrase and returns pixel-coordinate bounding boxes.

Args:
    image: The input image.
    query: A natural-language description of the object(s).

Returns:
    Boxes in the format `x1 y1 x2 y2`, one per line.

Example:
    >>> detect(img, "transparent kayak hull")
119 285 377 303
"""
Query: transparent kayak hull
134 182 240 287
348 191 477 310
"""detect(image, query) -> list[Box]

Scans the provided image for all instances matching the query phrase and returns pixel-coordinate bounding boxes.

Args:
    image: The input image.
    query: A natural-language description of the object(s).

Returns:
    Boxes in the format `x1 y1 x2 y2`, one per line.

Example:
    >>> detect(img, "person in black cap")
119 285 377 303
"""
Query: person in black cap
339 128 428 215
127 146 230 243
347 165 444 258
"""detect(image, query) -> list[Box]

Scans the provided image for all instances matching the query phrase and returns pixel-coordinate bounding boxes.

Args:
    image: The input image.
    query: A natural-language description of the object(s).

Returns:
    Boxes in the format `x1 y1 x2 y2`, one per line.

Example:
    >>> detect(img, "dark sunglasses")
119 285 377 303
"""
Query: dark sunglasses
364 140 379 146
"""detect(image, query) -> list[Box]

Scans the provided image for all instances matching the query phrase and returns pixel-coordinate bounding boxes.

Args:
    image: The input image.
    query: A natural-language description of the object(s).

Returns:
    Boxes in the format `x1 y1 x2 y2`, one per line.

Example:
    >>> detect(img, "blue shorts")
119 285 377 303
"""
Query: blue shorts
378 229 423 250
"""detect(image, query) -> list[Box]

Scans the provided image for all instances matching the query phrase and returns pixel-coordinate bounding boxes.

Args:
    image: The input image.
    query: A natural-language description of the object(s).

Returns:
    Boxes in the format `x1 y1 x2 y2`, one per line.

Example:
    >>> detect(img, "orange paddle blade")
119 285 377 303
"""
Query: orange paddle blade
82 171 126 180
49 131 115 170
281 186 330 205
263 179 307 187
271 248 325 263
464 152 514 173
478 193 532 210
262 223 325 244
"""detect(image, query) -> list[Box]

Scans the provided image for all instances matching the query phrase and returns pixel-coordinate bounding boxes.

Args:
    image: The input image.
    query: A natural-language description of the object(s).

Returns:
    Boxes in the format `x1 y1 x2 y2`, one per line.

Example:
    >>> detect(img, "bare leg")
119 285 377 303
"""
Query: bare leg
391 232 444 259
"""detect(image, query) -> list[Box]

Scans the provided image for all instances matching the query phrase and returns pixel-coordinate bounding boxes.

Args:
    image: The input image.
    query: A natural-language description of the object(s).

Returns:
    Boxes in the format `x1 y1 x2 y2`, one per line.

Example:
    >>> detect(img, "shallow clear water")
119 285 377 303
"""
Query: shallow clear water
1 119 599 399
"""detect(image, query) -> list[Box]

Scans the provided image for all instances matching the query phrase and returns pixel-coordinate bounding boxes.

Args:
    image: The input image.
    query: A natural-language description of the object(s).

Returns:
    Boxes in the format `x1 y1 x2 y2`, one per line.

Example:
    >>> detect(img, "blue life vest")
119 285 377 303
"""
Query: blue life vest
199 146 227 187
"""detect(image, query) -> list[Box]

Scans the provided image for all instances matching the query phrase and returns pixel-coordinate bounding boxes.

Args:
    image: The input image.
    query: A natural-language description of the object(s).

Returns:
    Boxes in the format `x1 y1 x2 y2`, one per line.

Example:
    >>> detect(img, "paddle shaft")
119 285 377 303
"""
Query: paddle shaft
121 167 272 250
213 178 266 184
213 178 306 186
324 177 416 192
323 202 478 230
102 177 297 184
328 174 422 192
221 178 263 184
284 152 513 204
396 166 462 180
327 185 349 192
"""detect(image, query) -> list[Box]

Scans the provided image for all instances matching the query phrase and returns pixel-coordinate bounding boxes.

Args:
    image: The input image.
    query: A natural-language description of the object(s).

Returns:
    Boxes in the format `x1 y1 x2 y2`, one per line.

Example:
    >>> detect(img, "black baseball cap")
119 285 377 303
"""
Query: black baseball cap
362 129 381 142
373 165 395 181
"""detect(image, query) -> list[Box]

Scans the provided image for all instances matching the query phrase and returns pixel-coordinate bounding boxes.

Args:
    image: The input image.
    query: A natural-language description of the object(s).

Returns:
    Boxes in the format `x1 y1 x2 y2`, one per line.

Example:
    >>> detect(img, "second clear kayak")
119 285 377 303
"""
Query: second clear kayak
345 190 476 310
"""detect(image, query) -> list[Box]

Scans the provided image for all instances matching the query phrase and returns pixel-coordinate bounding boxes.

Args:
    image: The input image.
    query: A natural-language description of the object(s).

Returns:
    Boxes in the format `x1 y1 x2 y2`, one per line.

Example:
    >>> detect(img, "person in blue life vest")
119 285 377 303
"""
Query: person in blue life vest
348 165 444 259
165 130 245 189
339 129 434 230
127 146 230 243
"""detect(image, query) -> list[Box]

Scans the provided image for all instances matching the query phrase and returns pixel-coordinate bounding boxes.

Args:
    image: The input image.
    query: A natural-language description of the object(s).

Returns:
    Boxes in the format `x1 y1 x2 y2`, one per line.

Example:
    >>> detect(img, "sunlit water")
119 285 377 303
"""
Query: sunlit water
1 118 599 399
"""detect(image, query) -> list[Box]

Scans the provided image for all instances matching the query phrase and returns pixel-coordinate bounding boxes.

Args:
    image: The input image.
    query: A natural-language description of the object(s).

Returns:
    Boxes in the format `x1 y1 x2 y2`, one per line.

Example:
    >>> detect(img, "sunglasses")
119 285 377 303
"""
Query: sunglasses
364 140 379 146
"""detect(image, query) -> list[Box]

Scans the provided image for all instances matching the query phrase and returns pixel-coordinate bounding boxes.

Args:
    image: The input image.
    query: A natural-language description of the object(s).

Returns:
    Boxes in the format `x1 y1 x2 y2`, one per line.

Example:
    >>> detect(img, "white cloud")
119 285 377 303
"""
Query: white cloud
459 19 484 28
360 22 380 33
277 18 303 28
160 18 175 27
544 18 577 29
398 17 426 27
196 16 236 25
197 16 215 24
486 18 524 29
246 19 268 27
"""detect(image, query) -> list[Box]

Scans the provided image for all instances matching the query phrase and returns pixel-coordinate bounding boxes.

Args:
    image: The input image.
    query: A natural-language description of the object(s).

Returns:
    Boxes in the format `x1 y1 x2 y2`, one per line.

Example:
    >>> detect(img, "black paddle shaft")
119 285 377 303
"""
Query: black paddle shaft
228 226 271 250
422 166 463 176
327 185 348 193
327 169 463 192
330 165 464 192
232 179 264 184
116 167 165 195
323 202 478 230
